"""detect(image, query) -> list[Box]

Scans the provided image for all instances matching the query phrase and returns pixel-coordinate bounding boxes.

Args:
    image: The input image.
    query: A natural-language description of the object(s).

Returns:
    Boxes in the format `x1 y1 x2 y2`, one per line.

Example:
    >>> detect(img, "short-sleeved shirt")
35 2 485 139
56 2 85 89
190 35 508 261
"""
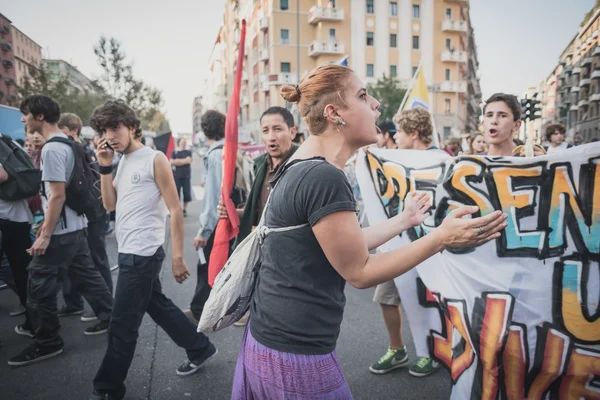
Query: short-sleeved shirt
250 158 357 355
41 133 87 235
171 149 192 180
0 135 33 224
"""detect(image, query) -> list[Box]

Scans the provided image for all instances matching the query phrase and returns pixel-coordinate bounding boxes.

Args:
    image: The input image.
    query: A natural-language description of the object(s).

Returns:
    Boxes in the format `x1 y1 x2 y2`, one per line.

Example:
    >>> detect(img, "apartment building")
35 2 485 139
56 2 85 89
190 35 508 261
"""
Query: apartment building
192 95 204 134
205 0 481 142
44 59 101 94
550 6 600 142
11 25 42 88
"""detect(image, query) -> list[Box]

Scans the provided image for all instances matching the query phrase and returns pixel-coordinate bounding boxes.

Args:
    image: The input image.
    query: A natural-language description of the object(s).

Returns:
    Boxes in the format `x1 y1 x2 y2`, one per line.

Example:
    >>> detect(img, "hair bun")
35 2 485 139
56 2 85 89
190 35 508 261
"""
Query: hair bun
280 85 300 103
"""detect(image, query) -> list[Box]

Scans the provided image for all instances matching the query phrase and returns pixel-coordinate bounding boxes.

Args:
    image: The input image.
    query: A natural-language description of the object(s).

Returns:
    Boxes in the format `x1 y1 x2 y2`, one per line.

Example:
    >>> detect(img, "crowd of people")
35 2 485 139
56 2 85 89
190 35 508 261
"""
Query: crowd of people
0 63 589 399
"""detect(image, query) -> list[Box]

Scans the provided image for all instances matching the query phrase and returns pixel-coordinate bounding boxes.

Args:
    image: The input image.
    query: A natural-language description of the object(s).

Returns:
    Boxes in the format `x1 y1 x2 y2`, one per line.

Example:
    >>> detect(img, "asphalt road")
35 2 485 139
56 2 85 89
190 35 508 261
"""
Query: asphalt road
0 155 450 400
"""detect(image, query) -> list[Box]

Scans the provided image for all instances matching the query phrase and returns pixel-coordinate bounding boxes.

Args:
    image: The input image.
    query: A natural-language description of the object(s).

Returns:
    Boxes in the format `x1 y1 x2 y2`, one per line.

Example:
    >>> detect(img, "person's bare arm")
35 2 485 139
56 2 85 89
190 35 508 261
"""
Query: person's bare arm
96 138 117 212
154 153 190 283
313 207 507 289
0 166 8 183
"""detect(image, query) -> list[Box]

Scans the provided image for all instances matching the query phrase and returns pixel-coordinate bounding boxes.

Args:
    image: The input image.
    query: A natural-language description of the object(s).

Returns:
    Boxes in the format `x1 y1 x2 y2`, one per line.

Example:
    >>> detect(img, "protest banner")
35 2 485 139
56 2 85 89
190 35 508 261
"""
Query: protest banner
356 144 600 399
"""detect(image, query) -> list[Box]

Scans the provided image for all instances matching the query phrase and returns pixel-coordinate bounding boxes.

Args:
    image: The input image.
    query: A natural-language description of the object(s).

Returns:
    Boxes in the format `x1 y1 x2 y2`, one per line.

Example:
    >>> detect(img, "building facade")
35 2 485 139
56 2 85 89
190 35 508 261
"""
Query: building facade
192 95 204 134
0 13 17 106
205 0 481 142
551 7 600 143
11 25 42 87
44 59 101 94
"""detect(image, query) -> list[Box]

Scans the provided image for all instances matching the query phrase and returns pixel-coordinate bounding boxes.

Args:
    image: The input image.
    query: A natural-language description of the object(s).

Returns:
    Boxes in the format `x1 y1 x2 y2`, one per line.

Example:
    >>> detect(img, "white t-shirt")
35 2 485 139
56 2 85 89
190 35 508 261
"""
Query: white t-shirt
547 142 570 154
41 133 88 235
115 146 167 256
0 134 34 224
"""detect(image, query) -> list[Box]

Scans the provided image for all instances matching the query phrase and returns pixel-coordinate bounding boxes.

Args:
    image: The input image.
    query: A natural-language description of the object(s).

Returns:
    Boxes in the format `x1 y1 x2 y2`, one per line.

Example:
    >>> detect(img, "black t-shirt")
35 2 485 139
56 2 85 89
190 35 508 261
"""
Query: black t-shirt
250 158 357 355
171 149 192 179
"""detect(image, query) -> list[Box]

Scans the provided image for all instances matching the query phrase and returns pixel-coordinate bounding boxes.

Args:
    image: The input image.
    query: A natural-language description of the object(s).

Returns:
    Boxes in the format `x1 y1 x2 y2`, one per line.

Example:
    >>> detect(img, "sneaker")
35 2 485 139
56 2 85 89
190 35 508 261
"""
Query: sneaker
183 209 188 217
8 342 63 366
110 264 119 272
369 346 409 374
176 343 218 376
89 389 125 400
409 357 441 377
9 304 27 317
14 324 34 338
81 312 98 322
233 313 249 327
84 320 109 336
0 282 7 290
57 305 84 317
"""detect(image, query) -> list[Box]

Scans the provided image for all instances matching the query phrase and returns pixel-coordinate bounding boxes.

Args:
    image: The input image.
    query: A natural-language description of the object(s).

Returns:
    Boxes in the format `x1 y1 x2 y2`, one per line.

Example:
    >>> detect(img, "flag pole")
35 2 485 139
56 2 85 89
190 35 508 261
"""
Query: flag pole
397 61 422 113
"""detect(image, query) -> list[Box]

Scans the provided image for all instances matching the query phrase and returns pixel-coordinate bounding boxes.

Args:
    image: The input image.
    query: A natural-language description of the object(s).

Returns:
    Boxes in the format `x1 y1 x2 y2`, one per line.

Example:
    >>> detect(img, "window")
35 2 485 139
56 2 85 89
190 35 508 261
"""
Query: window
280 0 289 10
390 65 397 77
366 32 374 46
413 4 420 19
446 38 452 50
367 63 374 77
446 8 452 20
445 69 451 81
281 62 291 73
412 36 420 50
280 29 290 45
445 99 452 113
329 28 336 41
443 127 451 137
366 0 374 14
412 66 418 76
390 2 398 16
390 34 397 48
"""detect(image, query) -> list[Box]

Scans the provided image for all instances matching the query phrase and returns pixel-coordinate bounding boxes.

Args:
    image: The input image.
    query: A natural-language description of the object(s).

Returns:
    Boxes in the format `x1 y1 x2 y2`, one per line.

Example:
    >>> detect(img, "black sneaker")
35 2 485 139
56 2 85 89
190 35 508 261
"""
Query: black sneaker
81 312 98 322
89 389 125 400
57 305 84 317
84 320 109 336
14 324 34 338
176 343 218 376
8 342 63 366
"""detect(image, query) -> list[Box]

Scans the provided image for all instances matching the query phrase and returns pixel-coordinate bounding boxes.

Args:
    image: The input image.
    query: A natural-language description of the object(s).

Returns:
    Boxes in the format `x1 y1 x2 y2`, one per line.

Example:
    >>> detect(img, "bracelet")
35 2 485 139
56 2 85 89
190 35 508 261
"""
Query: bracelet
99 165 113 175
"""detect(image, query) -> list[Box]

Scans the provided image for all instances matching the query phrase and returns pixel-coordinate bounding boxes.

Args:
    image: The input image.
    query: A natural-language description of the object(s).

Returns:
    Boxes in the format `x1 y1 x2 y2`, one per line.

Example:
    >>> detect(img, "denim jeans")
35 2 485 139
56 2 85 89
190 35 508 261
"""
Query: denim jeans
27 229 113 348
93 246 212 397
62 218 113 310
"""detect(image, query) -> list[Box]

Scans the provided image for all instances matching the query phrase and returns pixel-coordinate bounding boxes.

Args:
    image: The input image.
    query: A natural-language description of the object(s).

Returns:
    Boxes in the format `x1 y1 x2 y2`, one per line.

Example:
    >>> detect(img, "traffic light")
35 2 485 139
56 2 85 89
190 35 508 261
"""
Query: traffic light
520 95 542 122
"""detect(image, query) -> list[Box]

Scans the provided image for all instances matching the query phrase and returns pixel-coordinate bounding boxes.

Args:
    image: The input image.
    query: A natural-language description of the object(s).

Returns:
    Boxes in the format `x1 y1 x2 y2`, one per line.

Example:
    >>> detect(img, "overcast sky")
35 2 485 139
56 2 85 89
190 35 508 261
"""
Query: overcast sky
2 0 594 133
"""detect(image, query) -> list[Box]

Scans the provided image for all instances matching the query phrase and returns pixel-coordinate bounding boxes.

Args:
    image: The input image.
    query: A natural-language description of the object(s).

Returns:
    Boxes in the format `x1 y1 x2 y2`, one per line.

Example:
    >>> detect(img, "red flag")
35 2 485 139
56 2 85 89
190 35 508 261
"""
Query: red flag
208 20 246 286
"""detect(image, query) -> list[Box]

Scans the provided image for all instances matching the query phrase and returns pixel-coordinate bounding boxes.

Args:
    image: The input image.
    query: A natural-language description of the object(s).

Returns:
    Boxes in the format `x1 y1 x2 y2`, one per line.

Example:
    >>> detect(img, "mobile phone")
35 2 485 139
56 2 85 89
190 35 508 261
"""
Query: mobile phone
104 142 114 152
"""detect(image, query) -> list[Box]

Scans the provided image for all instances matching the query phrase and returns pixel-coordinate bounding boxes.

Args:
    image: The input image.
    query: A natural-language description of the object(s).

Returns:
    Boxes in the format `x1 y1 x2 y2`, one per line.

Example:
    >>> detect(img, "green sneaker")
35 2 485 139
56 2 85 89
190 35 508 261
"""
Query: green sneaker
409 357 441 377
369 346 409 374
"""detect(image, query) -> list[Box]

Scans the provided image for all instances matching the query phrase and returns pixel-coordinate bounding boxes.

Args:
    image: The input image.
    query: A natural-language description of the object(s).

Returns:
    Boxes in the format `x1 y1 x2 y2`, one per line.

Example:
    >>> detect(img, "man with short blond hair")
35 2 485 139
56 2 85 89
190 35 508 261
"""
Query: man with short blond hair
57 113 83 141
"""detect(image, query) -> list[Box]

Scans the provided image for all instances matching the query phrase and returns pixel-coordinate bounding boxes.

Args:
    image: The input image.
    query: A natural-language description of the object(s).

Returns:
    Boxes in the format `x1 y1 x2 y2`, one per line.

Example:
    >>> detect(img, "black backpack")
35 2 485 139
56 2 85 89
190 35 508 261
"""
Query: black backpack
0 135 41 201
44 137 104 221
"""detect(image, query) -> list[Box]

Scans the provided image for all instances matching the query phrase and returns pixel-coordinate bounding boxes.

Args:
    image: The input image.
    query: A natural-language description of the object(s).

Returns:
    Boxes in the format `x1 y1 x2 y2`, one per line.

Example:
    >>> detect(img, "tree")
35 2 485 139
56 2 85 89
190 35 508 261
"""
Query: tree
14 62 108 123
367 74 407 121
93 37 168 131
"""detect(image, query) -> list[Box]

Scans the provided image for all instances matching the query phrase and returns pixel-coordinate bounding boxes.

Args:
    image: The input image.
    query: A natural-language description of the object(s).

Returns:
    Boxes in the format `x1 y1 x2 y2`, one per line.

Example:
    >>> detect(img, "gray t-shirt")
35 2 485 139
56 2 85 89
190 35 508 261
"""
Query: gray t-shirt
41 133 87 235
250 158 357 355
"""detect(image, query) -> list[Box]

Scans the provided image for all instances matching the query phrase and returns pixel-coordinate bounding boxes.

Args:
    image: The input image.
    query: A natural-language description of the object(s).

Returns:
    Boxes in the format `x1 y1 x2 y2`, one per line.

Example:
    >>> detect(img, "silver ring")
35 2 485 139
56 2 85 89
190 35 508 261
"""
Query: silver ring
477 226 485 235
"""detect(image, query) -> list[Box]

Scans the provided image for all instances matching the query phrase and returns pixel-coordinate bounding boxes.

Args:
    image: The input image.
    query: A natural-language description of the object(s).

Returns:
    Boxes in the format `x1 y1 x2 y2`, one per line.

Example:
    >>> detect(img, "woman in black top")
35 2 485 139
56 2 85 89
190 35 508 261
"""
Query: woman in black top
231 65 508 400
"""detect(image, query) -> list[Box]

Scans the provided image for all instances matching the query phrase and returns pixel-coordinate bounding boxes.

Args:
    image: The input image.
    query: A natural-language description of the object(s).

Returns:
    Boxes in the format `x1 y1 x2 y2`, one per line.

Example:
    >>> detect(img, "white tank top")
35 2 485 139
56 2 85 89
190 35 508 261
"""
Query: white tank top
114 146 168 256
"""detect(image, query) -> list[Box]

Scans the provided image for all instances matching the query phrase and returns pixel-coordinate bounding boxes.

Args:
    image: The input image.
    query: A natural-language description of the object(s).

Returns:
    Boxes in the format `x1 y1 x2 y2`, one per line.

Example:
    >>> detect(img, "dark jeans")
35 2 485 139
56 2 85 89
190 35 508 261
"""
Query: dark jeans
27 229 113 348
190 232 214 320
0 219 33 328
175 176 192 203
62 219 113 310
94 246 211 396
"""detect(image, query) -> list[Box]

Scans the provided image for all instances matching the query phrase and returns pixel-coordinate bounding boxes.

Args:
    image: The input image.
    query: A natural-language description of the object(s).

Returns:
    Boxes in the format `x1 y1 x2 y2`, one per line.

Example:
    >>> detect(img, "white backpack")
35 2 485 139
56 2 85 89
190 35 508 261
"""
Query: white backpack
197 160 317 333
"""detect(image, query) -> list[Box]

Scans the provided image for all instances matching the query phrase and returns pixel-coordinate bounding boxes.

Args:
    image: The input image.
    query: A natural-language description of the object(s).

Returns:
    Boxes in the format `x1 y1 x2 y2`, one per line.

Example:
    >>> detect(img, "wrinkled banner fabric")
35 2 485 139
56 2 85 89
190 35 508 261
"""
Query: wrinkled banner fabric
356 144 600 399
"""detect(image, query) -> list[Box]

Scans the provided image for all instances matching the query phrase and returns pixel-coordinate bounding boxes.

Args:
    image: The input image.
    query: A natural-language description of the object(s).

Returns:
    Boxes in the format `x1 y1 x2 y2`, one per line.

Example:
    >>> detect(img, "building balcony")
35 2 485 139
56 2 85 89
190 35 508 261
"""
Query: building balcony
582 57 593 67
571 105 579 111
564 65 573 74
592 69 600 80
241 96 249 106
242 71 248 82
308 40 344 57
580 77 591 87
590 93 600 102
261 80 270 92
573 67 581 75
260 17 268 31
578 99 589 108
2 60 13 69
308 6 344 24
594 47 600 57
260 48 269 61
268 73 298 85
442 19 468 33
441 50 468 63
440 81 467 93
571 86 580 93
0 43 11 52
445 0 468 3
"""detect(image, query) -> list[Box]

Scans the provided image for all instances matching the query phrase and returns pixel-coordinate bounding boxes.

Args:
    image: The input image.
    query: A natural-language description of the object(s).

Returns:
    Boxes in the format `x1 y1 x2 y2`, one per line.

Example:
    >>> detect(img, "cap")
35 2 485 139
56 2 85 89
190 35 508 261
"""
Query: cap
377 121 397 135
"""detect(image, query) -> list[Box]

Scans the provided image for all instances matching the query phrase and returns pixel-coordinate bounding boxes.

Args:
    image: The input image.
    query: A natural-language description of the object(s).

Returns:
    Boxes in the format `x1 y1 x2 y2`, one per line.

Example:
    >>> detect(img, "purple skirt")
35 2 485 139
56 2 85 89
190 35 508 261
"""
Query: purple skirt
231 325 354 400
